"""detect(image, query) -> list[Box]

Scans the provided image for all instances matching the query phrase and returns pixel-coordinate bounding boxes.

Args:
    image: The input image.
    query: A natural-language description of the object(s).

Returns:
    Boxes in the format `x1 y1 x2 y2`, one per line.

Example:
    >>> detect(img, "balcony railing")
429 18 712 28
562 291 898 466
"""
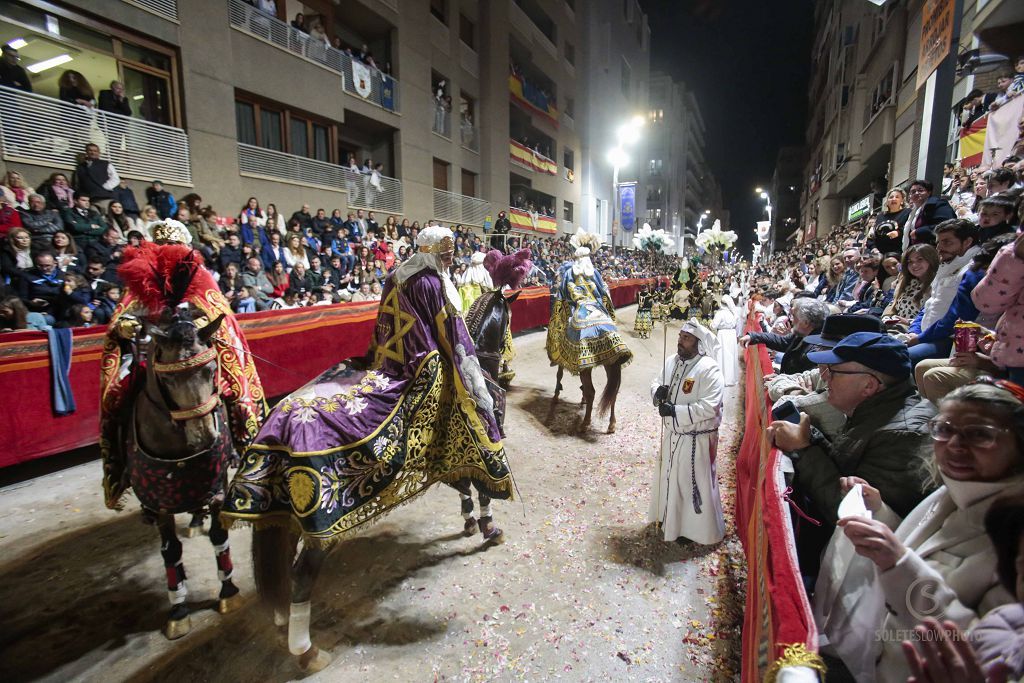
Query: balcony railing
238 143 403 214
460 122 479 152
0 85 192 185
432 107 451 138
433 188 491 227
228 0 400 113
123 0 178 21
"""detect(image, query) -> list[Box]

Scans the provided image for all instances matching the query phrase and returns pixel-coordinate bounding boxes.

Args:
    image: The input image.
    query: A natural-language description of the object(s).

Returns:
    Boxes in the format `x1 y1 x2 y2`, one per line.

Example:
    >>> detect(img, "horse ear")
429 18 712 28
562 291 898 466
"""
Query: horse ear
149 325 169 341
198 314 225 344
503 289 521 304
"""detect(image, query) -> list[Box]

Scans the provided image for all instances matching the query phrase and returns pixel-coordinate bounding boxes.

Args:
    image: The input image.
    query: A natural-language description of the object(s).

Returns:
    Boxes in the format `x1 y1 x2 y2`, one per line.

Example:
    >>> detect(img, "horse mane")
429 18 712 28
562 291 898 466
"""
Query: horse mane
464 290 502 338
119 243 217 318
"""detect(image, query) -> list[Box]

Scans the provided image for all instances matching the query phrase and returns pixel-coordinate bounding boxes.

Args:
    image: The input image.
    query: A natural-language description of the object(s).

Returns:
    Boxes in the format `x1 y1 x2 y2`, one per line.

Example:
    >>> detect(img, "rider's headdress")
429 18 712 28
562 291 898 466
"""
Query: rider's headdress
569 227 602 256
151 219 193 245
417 225 455 254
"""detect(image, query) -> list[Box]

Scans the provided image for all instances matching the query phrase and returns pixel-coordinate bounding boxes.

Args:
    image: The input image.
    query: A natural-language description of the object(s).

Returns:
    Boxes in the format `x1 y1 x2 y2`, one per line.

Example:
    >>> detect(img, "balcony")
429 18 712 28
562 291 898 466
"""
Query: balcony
122 0 178 21
460 122 479 153
237 143 403 214
228 0 400 113
433 189 492 227
510 140 557 175
432 108 452 139
0 85 192 186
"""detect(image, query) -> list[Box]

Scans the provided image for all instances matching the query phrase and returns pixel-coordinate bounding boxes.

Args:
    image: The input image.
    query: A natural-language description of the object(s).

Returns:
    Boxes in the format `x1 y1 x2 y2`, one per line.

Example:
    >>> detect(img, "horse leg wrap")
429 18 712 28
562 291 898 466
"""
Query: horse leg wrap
288 601 313 655
213 541 234 582
460 494 474 519
161 536 188 606
478 504 491 519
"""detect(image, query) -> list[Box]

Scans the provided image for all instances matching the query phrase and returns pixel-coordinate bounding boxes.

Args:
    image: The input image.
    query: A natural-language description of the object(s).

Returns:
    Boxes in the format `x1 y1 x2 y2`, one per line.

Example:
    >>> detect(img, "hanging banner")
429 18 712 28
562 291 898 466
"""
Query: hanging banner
916 0 955 90
619 182 637 232
352 61 372 98
380 74 395 111
847 194 873 222
756 220 771 243
981 95 1024 166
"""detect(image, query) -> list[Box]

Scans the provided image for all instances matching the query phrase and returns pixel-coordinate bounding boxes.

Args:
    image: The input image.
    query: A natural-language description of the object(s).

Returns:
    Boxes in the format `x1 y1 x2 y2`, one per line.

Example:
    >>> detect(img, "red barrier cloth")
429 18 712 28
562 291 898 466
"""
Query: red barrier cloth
0 278 661 467
734 315 818 680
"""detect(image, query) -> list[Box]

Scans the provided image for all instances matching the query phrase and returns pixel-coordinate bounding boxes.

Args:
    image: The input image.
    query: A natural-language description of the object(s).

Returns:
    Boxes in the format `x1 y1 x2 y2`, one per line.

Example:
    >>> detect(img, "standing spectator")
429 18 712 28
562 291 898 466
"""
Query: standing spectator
0 44 31 92
870 188 911 255
73 143 120 211
58 70 94 107
62 194 108 248
239 197 266 245
1 171 33 210
241 257 275 311
145 180 176 220
97 80 131 116
112 179 140 220
367 164 383 206
291 12 307 32
345 154 361 203
18 193 62 252
290 204 313 232
904 179 956 249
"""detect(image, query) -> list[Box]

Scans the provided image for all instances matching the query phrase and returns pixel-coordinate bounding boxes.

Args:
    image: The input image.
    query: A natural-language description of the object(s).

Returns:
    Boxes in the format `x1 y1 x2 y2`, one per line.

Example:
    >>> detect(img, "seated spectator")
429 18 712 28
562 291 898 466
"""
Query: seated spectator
845 256 884 314
288 262 313 293
374 239 395 270
92 284 121 325
972 232 1024 385
39 172 75 211
62 194 108 248
768 332 936 576
977 194 1017 244
0 195 22 238
818 256 857 304
241 257 274 311
260 230 288 271
1 170 33 210
183 205 224 256
1 227 33 288
905 179 956 248
882 244 938 330
369 281 382 300
138 205 161 240
105 200 138 239
112 179 140 219
50 231 80 274
19 193 62 252
816 380 1024 682
283 233 310 271
267 260 290 298
17 251 65 322
740 297 829 374
272 287 303 310
55 303 93 328
56 271 93 323
97 80 131 116
219 233 244 272
239 197 266 246
350 281 374 302
907 219 982 365
219 262 255 313
985 166 1017 196
85 227 123 269
310 208 330 236
0 295 35 331
290 204 313 232
879 252 900 292
145 180 176 220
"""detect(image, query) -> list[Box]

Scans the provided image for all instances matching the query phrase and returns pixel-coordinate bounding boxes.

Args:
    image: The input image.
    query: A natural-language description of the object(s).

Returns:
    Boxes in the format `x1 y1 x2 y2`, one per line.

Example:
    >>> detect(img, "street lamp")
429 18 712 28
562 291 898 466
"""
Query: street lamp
608 116 644 255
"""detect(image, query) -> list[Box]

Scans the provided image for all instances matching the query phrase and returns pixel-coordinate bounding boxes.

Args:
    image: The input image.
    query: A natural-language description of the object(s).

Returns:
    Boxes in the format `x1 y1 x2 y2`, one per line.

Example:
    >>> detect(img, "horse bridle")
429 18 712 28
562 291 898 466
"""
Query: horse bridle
150 344 222 422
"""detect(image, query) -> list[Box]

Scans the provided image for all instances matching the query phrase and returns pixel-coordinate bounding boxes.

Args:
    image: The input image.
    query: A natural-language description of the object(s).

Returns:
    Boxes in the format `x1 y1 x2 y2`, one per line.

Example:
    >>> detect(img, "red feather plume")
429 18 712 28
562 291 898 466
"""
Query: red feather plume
118 244 219 318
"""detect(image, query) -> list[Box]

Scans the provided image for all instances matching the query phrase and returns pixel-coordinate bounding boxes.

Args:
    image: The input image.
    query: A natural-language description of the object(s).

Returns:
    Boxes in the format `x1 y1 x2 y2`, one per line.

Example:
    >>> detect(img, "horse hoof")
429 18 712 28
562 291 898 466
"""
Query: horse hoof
218 592 243 614
479 517 504 544
297 645 332 673
463 516 477 537
164 614 192 640
607 421 616 434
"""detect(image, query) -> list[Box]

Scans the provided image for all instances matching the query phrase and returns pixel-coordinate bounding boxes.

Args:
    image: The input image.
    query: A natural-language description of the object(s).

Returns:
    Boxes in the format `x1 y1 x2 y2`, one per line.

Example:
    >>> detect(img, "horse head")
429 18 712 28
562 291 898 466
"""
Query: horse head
466 291 512 382
147 305 225 452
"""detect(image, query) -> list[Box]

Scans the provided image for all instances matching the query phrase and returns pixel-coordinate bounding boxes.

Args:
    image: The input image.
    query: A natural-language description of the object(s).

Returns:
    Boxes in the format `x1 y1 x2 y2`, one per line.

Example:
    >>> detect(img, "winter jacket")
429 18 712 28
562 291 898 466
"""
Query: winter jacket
970 602 1024 680
972 242 1024 369
911 246 980 338
146 188 177 220
747 326 823 376
112 185 140 216
18 208 61 252
792 379 936 525
62 207 108 247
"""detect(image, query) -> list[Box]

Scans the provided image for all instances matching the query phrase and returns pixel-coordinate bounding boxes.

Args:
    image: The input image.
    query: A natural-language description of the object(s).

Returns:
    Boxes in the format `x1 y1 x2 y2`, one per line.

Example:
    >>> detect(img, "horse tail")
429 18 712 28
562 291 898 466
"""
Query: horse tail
598 361 622 417
252 525 296 615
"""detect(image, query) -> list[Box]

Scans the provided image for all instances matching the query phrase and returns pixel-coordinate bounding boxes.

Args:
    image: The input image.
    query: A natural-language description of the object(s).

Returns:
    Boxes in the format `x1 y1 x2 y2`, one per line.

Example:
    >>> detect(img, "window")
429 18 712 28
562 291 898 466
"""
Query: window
563 200 574 222
621 57 631 97
462 170 477 197
430 0 446 23
433 158 450 190
235 93 338 162
563 147 575 171
565 41 575 66
459 13 474 49
565 97 576 118
649 159 663 175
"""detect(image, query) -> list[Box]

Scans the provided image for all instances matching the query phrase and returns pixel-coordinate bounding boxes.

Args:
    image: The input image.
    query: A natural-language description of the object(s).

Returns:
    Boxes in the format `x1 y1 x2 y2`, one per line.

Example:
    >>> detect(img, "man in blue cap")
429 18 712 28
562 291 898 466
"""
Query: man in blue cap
768 332 936 576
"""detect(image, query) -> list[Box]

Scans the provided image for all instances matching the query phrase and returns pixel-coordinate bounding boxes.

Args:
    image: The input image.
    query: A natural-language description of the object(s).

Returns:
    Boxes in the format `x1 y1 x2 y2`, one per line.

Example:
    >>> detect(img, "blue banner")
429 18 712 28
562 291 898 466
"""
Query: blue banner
620 183 636 232
381 75 395 112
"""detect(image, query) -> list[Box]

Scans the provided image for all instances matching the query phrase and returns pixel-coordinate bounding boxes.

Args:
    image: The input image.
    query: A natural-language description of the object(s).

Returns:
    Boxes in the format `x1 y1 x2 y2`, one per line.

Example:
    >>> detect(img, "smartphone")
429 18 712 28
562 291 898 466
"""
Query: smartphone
771 400 801 424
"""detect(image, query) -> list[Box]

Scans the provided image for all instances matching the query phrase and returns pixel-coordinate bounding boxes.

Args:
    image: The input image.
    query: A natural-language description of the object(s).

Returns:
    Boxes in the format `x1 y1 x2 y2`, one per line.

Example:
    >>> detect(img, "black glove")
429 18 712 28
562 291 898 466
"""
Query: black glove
654 385 670 402
658 402 674 418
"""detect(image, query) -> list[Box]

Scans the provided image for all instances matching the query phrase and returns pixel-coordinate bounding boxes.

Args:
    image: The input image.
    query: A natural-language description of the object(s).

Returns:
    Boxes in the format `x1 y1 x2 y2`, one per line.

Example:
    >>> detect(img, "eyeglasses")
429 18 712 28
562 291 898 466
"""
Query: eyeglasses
928 418 1008 448
821 365 883 382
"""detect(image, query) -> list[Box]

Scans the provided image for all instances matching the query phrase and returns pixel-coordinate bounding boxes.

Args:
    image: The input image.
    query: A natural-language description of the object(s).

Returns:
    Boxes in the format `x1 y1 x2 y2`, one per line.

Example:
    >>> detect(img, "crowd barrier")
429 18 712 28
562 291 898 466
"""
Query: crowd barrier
734 314 820 681
0 278 659 468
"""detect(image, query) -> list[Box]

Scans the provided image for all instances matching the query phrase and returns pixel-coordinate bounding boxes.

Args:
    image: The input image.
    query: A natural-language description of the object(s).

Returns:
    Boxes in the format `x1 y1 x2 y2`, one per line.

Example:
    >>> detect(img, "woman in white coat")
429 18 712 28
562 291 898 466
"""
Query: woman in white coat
711 294 739 386
814 380 1024 682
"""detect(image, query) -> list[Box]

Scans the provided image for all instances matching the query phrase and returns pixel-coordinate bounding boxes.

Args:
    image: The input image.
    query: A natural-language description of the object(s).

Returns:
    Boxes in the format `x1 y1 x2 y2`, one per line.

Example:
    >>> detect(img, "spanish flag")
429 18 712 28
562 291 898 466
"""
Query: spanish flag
959 114 987 168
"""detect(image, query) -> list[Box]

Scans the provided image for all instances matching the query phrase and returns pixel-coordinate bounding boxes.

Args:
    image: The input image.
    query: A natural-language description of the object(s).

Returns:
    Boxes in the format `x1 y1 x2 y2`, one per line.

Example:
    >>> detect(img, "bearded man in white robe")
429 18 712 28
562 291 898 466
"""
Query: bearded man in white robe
649 320 726 545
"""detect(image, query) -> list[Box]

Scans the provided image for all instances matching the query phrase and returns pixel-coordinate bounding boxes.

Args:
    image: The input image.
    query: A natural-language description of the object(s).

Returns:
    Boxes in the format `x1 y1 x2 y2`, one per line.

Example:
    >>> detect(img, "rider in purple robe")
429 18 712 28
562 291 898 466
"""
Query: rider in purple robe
222 226 513 543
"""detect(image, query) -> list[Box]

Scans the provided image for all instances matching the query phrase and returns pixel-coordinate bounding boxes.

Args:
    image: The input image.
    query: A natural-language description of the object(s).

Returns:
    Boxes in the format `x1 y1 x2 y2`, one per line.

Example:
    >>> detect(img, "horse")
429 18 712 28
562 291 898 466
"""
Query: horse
128 307 242 639
248 291 519 673
552 360 623 434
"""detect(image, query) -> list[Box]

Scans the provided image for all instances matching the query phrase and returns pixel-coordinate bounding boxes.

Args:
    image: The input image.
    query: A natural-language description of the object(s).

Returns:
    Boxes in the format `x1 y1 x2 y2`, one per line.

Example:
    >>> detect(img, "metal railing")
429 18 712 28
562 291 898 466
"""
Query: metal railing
237 143 403 214
227 0 400 113
0 85 192 185
460 122 479 152
433 188 491 227
123 0 178 21
432 106 451 138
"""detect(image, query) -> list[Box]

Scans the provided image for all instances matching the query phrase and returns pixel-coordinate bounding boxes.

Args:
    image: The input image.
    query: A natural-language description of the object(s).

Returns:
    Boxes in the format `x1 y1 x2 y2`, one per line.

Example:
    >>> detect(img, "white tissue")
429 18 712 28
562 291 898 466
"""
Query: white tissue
837 483 872 520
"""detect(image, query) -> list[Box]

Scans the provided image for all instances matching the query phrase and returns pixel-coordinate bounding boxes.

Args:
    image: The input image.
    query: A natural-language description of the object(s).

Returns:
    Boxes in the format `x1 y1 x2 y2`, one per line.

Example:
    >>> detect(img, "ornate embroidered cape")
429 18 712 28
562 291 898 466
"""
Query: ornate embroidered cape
220 268 513 545
546 262 632 375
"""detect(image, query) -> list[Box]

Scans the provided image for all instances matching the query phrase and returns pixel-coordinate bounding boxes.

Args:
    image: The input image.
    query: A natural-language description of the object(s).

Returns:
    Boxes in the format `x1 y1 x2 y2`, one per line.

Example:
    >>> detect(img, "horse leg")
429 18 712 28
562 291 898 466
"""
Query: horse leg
553 366 564 400
208 511 241 614
157 513 191 639
603 363 622 434
289 544 332 672
473 485 504 544
185 510 205 538
452 479 476 536
579 369 595 433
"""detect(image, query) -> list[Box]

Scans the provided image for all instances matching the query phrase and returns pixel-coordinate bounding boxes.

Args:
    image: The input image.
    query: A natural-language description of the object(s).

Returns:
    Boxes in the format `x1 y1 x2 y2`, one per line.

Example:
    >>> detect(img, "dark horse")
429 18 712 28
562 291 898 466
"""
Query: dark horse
129 307 242 639
552 360 623 434
248 289 519 672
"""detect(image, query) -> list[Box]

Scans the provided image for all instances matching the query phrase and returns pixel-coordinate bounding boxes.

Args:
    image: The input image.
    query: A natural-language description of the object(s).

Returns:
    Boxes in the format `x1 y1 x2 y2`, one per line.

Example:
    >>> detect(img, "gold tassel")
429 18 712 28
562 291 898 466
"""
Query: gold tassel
763 643 826 683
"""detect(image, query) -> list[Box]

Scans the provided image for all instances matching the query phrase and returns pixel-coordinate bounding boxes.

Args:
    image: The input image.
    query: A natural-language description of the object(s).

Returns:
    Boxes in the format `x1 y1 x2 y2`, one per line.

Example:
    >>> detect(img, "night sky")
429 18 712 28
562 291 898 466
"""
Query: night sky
639 0 815 255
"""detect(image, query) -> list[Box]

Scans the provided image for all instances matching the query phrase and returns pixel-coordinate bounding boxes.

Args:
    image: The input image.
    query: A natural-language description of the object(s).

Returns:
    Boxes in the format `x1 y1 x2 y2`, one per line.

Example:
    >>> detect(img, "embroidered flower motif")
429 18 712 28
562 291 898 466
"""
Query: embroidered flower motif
293 405 318 424
343 395 368 415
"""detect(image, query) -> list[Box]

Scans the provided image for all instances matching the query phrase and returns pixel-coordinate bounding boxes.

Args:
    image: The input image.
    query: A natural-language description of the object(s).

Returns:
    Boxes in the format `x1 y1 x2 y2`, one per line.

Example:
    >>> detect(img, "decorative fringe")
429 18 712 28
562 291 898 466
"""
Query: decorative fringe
763 643 826 683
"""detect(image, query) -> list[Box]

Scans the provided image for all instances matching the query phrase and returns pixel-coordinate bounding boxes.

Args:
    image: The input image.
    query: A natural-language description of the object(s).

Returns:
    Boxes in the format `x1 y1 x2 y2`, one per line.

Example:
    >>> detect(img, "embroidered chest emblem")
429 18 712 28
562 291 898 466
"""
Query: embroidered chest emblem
682 378 695 394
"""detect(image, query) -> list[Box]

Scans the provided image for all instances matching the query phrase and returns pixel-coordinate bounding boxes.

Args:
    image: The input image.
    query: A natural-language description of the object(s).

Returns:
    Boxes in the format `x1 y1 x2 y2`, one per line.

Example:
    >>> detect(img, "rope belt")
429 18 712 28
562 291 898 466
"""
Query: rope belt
682 427 717 514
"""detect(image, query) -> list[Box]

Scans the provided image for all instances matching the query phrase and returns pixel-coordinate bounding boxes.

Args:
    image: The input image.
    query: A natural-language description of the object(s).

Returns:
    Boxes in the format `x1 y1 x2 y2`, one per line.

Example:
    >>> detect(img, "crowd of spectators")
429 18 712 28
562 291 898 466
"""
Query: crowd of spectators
0 143 679 333
740 142 1024 679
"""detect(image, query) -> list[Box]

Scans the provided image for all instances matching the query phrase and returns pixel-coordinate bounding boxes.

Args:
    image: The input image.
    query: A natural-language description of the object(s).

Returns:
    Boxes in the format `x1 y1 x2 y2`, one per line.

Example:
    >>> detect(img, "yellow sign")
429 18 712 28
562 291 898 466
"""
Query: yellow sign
916 0 955 90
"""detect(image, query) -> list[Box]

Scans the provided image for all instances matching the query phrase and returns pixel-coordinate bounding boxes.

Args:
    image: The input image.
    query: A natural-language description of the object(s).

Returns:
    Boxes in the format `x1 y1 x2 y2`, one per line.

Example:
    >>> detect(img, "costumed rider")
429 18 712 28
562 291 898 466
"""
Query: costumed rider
221 224 514 546
457 250 494 313
634 284 654 339
546 227 633 373
650 319 726 545
100 219 266 511
480 248 533 386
